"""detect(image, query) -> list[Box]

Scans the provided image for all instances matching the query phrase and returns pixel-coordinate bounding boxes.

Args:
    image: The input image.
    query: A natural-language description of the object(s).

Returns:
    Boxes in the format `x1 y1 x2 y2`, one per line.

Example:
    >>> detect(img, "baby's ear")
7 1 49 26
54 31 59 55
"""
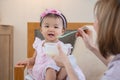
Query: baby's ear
40 28 43 33
62 29 65 34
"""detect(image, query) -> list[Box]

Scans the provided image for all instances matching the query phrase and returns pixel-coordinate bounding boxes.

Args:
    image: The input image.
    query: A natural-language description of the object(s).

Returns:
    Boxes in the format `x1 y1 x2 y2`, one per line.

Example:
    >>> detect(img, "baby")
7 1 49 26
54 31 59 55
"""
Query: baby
18 9 72 80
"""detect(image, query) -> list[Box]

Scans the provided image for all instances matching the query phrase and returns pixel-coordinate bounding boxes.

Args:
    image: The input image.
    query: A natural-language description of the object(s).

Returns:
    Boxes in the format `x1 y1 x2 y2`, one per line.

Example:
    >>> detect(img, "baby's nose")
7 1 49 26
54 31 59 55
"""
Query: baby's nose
48 27 55 30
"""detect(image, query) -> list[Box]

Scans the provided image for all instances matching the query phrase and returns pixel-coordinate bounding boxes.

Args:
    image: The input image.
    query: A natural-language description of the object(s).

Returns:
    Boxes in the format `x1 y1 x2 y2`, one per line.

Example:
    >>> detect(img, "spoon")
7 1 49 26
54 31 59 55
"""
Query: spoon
58 26 88 38
58 30 77 38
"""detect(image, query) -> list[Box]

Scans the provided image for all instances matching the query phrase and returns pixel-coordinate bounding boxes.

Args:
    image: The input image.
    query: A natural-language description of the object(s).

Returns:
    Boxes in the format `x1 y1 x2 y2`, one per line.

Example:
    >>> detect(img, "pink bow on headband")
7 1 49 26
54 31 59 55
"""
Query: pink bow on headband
41 9 61 18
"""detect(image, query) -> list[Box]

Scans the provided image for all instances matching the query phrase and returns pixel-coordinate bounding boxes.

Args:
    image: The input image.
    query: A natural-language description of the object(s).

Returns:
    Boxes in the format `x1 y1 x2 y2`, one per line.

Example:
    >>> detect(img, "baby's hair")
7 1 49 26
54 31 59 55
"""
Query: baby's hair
40 9 67 30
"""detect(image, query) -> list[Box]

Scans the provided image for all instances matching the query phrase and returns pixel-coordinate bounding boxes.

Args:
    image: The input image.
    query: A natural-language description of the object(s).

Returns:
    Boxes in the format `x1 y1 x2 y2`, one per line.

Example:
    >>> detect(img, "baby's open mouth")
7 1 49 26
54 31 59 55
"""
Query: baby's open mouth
48 33 55 37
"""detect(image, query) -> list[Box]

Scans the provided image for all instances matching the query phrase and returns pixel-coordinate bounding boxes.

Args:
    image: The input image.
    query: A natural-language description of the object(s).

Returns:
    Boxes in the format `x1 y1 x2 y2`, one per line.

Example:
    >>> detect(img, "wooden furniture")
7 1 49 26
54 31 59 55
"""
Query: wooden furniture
0 25 13 80
14 22 93 80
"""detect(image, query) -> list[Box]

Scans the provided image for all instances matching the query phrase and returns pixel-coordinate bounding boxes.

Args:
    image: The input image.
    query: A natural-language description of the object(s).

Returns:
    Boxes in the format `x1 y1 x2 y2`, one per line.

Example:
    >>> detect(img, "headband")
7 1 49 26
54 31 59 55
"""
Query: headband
40 9 67 29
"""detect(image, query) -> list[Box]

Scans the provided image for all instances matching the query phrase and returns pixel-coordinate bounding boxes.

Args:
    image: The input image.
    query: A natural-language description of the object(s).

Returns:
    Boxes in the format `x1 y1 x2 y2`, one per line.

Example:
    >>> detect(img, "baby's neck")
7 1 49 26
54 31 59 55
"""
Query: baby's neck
44 39 59 43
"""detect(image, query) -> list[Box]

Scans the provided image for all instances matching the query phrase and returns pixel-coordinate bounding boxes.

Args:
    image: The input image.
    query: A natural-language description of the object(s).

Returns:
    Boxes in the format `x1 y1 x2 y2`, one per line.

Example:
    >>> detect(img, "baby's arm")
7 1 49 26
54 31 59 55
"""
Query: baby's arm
27 51 37 68
17 51 37 68
57 67 67 80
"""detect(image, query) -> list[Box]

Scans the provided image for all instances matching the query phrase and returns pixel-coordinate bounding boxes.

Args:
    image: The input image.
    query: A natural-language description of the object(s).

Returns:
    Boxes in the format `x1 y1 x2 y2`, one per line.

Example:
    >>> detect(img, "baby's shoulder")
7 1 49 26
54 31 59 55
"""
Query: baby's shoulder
33 37 44 49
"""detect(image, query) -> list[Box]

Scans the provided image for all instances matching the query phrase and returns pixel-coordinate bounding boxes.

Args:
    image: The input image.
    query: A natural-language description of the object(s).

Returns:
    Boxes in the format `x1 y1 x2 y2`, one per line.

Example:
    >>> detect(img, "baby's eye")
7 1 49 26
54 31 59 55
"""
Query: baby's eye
44 25 49 28
54 26 59 28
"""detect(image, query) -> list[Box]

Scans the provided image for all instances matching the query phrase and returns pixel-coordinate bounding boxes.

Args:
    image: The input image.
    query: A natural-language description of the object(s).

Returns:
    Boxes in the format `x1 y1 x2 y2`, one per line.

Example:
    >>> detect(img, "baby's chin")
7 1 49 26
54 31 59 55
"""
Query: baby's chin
45 39 59 43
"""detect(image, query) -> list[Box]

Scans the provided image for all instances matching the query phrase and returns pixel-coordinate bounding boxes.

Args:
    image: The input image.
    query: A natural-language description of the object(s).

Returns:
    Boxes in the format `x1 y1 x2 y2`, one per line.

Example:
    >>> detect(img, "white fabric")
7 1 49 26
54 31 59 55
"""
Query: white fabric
67 55 86 80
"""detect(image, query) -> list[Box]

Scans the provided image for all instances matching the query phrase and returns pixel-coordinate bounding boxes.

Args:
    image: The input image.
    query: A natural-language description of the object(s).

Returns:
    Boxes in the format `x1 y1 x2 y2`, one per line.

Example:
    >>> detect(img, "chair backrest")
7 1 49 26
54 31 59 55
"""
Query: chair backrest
27 22 93 58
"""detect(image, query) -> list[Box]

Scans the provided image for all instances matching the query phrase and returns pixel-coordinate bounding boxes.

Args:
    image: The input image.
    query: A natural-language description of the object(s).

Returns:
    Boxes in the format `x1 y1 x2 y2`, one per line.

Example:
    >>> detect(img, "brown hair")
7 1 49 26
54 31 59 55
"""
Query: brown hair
94 0 120 58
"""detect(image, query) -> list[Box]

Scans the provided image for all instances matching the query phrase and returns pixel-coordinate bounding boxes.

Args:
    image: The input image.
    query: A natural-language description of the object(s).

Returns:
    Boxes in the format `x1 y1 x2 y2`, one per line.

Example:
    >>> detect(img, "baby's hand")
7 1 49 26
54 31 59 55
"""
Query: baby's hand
17 58 29 66
17 58 35 68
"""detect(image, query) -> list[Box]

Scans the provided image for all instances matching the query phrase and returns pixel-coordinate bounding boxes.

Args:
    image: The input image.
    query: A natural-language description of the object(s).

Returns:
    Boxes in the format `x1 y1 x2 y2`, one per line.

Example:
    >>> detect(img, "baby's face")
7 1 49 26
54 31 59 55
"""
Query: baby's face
41 17 64 42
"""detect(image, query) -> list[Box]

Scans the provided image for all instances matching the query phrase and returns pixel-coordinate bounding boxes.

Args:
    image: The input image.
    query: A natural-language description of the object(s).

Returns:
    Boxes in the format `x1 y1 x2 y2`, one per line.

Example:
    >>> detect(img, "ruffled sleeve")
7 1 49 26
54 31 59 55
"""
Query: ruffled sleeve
33 37 42 50
65 43 73 55
59 42 73 55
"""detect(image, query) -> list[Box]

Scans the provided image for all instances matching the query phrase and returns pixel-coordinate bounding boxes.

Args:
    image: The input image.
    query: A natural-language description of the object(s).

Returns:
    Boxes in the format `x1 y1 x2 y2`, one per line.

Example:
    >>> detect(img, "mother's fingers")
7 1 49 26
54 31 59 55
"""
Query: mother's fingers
77 28 87 38
57 44 64 55
78 28 92 38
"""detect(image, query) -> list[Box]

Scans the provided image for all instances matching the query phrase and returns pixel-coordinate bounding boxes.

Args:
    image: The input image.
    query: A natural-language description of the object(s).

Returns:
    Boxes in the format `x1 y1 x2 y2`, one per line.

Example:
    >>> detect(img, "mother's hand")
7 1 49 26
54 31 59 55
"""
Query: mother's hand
52 45 69 67
77 27 96 51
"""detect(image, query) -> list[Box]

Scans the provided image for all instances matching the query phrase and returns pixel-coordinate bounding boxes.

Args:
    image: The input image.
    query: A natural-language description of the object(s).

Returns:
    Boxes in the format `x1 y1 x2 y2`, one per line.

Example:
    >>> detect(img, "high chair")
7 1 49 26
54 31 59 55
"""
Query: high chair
14 22 107 80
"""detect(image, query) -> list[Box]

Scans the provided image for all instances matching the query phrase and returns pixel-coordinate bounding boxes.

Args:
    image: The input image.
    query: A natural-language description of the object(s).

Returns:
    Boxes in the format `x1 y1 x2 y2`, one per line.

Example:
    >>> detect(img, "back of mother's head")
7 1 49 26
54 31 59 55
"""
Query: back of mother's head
94 0 120 59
